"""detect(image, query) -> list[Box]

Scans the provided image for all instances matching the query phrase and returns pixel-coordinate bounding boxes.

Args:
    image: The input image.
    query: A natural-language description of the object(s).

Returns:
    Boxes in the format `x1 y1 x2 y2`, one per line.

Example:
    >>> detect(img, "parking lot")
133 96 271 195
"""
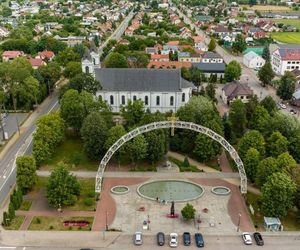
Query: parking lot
0 113 28 142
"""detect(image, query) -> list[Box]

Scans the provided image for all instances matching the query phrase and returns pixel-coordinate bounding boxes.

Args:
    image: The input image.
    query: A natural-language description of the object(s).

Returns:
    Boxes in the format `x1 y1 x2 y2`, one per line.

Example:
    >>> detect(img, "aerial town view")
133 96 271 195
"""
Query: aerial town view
0 0 300 249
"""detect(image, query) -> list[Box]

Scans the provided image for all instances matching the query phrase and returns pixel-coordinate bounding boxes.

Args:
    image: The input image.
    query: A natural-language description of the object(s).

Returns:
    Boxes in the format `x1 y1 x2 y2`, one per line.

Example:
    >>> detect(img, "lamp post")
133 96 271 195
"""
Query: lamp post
15 116 20 135
106 211 108 231
236 212 242 232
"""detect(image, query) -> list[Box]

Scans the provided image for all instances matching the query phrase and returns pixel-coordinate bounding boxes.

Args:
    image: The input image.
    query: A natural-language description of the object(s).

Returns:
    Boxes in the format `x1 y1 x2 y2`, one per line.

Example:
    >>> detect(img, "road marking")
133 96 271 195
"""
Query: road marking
0 247 16 249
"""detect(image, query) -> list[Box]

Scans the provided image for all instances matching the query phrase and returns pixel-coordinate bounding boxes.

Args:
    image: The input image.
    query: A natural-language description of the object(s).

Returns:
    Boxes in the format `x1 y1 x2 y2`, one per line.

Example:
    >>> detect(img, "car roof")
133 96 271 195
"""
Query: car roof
170 233 178 236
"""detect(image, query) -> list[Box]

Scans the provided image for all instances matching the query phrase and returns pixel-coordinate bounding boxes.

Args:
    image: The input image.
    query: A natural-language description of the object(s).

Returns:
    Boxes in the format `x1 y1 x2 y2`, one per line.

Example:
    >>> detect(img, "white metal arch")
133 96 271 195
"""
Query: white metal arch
96 121 247 194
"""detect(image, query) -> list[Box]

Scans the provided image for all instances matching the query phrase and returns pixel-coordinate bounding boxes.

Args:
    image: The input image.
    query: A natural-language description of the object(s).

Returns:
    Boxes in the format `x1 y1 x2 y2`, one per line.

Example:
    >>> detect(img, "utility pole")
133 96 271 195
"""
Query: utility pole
236 212 242 232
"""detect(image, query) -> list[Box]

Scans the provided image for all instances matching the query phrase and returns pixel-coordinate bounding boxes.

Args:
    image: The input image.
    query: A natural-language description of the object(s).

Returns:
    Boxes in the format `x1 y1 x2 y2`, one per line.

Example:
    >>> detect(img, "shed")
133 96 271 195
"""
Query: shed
243 47 264 56
264 217 282 231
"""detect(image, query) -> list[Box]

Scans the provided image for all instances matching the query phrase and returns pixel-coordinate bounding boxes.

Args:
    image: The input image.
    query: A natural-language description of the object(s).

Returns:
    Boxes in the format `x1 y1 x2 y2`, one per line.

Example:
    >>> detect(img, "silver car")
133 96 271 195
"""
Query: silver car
242 232 253 245
134 232 143 245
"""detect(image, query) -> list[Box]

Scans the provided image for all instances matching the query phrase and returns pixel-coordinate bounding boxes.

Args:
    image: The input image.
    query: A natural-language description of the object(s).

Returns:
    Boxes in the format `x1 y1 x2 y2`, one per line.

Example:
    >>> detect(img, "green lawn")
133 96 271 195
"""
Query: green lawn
246 192 300 231
19 200 32 211
41 137 99 171
271 19 300 30
271 32 300 44
29 216 94 231
4 216 25 230
169 157 202 172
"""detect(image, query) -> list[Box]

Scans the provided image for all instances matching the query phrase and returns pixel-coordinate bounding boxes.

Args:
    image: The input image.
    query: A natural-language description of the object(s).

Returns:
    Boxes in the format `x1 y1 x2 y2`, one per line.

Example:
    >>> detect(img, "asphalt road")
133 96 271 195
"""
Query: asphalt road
1 235 300 250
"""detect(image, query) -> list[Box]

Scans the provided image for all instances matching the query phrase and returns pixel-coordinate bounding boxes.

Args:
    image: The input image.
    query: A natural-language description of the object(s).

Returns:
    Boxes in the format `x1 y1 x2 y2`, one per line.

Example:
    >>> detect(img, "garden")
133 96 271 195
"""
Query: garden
271 32 300 44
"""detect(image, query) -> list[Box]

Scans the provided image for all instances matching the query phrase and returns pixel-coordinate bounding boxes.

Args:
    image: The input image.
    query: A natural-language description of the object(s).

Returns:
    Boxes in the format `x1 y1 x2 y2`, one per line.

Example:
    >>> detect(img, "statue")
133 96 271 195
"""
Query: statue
170 201 175 216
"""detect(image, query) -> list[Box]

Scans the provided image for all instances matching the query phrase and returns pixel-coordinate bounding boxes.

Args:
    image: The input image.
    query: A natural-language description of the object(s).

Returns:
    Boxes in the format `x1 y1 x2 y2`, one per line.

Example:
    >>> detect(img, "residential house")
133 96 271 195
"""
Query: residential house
291 89 300 107
192 36 207 51
271 45 300 75
291 69 300 85
192 62 225 78
28 58 46 69
147 61 192 69
243 51 265 69
202 52 223 63
178 52 201 63
2 51 24 62
37 51 55 61
179 27 192 39
214 25 230 37
93 68 195 113
150 54 169 62
0 26 10 38
145 47 158 55
222 81 253 104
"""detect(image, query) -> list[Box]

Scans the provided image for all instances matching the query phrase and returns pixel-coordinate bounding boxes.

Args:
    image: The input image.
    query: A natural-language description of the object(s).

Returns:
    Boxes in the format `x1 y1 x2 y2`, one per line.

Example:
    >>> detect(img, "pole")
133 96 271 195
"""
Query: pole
106 211 108 231
237 212 241 232
16 116 20 135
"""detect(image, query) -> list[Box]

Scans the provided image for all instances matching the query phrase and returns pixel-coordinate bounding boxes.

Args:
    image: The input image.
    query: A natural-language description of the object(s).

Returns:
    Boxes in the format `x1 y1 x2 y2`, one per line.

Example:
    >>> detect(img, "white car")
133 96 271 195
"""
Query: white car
134 232 142 245
278 102 287 109
169 233 178 248
242 232 253 245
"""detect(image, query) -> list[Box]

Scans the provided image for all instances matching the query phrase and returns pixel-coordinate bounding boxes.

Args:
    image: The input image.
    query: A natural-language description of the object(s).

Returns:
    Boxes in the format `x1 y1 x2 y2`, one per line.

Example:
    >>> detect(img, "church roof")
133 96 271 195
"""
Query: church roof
94 68 194 92
90 40 98 53
82 48 92 61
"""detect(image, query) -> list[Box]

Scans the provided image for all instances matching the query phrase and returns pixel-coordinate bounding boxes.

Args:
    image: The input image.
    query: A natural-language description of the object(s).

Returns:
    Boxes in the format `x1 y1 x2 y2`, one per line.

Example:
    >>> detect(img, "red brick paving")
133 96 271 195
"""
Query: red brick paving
189 178 254 232
92 177 149 231
219 151 232 173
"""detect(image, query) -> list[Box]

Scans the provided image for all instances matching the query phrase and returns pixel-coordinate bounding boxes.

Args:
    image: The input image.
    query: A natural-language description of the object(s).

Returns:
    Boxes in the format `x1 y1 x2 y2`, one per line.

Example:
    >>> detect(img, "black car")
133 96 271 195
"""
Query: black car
183 232 191 246
157 232 165 246
195 233 204 248
253 232 264 246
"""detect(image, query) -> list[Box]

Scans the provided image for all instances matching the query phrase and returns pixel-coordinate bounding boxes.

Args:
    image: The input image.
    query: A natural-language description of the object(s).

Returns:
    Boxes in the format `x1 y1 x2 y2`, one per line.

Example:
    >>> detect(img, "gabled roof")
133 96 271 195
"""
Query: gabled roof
222 81 253 100
2 51 24 58
38 50 55 59
244 51 263 61
202 51 222 59
94 68 194 92
277 47 300 61
192 62 225 73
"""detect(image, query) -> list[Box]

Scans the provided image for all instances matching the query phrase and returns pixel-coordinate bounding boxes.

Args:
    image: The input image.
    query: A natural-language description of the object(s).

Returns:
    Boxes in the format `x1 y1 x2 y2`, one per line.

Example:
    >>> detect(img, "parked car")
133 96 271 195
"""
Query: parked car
242 232 252 245
253 232 264 246
134 232 143 245
290 109 297 115
157 232 165 246
183 232 191 246
169 233 178 248
195 233 204 247
278 102 287 109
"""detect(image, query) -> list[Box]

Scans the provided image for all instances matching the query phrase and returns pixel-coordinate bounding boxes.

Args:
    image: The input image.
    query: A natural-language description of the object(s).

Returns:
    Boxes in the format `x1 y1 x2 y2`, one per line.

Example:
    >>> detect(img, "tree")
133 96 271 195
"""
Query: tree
181 203 196 220
127 135 148 167
277 152 296 170
256 157 279 187
289 133 300 163
144 130 167 163
205 83 216 102
55 47 80 66
23 76 39 107
245 95 259 126
60 90 98 131
37 62 61 94
262 45 270 61
249 0 257 6
63 62 82 78
244 148 260 183
258 61 275 87
208 38 216 51
183 156 190 168
81 112 108 160
16 156 37 194
260 96 277 115
33 112 65 165
224 60 241 82
248 105 270 132
46 163 80 208
193 133 221 162
232 34 247 54
238 130 265 160
105 52 128 68
266 132 289 157
228 100 247 138
68 73 102 95
261 172 296 217
190 67 204 91
121 99 145 129
277 71 296 100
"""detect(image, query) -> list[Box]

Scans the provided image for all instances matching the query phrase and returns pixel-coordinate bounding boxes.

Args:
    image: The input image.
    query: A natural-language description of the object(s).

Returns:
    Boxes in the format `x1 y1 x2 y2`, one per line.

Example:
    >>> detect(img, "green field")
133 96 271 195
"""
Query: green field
271 32 300 44
271 19 300 30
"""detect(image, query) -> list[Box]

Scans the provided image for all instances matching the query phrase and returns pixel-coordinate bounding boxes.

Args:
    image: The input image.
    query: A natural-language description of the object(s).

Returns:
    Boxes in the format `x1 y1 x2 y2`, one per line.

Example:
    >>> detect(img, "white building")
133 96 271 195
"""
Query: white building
93 69 195 113
81 42 101 76
0 27 10 38
271 45 300 75
243 51 265 69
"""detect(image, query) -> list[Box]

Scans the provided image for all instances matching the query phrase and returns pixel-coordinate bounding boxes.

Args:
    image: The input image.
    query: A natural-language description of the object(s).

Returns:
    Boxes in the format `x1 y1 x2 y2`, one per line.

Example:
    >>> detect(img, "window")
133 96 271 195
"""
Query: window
85 66 89 74
121 95 125 105
145 96 149 105
133 95 137 101
182 93 186 102
241 96 244 99
110 95 114 105
93 58 96 65
156 96 160 106
170 96 174 106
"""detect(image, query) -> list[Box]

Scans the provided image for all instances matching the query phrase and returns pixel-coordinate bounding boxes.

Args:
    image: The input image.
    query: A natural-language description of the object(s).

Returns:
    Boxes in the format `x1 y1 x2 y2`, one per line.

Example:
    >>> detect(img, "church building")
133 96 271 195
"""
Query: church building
81 50 195 113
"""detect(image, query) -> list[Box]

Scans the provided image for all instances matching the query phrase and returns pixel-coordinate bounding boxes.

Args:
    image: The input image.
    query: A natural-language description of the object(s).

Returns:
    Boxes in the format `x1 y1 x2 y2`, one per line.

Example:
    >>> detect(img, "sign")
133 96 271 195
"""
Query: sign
249 204 255 215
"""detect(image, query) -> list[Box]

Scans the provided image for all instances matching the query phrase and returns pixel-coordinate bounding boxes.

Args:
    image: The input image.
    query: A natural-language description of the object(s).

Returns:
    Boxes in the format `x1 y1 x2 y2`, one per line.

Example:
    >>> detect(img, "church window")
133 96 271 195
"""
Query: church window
182 93 186 102
85 66 89 74
93 58 96 65
156 96 160 106
170 96 174 106
121 95 125 105
145 96 149 105
133 95 137 101
110 95 114 105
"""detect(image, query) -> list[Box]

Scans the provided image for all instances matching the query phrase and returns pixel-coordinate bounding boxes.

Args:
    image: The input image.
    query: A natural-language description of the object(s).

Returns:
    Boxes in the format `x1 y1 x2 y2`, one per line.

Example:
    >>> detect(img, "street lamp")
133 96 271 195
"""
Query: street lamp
236 212 242 232
106 211 108 231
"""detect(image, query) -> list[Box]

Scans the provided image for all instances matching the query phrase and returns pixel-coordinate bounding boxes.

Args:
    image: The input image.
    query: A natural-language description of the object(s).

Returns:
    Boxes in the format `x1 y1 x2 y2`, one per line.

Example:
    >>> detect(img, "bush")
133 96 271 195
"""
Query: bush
84 198 94 207
8 203 15 220
181 203 196 220
36 217 41 224
87 191 96 198
49 225 54 230
70 151 82 165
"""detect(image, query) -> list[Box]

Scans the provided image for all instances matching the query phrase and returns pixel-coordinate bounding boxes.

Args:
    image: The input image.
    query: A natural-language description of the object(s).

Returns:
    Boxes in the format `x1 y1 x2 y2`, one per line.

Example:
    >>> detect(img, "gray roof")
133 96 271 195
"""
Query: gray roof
82 48 92 61
244 51 261 61
192 62 225 73
293 89 300 100
202 51 222 59
222 81 253 100
94 68 194 92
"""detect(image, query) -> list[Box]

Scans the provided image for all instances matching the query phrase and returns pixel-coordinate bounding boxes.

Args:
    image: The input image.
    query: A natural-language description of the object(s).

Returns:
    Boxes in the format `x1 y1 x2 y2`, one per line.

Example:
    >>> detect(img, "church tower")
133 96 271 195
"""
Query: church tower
81 41 101 76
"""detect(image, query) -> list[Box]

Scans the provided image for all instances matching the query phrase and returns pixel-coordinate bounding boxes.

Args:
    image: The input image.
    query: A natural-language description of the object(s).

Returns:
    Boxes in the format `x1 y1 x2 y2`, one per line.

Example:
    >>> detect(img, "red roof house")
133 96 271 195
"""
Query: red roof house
2 51 24 61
